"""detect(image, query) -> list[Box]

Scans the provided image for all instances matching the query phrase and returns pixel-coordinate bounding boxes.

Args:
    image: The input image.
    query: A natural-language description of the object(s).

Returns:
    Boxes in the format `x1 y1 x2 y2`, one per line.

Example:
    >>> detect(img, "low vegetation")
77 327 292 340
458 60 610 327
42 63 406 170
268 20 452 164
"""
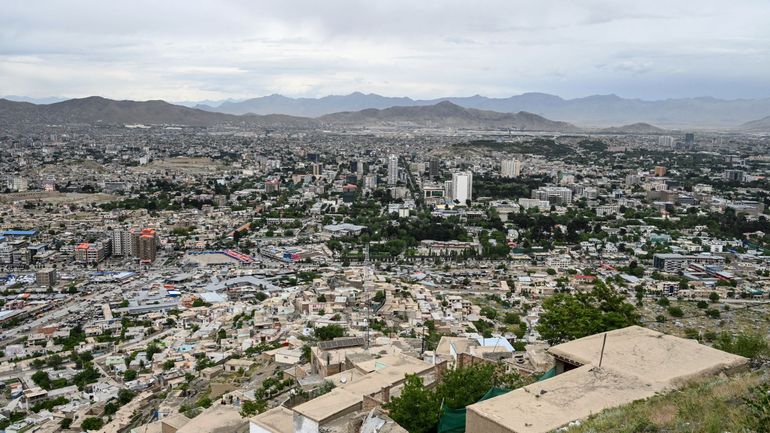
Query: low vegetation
566 371 770 433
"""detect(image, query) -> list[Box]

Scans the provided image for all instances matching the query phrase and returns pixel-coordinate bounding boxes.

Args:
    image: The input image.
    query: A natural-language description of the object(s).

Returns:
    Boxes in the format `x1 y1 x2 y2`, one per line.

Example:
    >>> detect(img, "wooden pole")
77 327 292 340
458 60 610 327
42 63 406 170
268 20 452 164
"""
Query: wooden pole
598 333 608 367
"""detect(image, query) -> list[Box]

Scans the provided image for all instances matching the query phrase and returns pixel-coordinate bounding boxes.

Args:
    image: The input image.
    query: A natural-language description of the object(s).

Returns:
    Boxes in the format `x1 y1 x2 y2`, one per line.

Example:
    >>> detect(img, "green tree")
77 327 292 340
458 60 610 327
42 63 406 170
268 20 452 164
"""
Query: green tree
373 290 386 303
81 417 104 431
436 363 497 408
31 370 52 390
536 284 639 345
713 332 769 359
118 388 136 405
709 292 720 303
314 324 345 341
667 306 684 318
503 313 521 325
480 306 498 320
384 374 441 433
123 369 137 381
240 399 267 417
103 401 119 415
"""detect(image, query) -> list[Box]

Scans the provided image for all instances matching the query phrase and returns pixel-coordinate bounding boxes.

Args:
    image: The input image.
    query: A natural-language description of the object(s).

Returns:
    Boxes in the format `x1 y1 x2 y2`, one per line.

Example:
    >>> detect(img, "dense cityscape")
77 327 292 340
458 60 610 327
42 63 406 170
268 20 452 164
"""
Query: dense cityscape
1 118 769 432
3 1 770 432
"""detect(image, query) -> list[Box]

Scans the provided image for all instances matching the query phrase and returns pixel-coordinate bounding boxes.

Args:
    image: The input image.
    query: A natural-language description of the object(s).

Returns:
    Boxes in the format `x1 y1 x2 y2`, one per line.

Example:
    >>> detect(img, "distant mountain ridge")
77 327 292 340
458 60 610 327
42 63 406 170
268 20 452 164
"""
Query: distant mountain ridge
318 101 580 131
0 97 585 131
197 91 770 128
0 96 314 127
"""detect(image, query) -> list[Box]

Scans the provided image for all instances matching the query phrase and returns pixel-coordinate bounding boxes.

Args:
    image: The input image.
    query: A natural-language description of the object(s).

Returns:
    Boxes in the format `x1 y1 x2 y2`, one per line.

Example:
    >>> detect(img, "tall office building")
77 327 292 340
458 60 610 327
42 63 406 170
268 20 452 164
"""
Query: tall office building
429 159 440 178
684 133 695 146
654 166 667 177
387 154 399 185
451 172 473 204
658 136 674 147
501 159 521 178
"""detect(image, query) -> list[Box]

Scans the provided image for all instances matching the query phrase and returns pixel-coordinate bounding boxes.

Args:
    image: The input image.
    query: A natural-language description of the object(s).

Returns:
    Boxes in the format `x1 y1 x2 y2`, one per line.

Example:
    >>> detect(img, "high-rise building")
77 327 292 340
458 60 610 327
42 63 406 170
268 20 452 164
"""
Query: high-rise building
429 159 440 178
138 229 158 263
684 133 695 147
387 154 399 185
654 166 667 177
501 159 521 178
451 172 473 204
111 229 136 257
658 136 674 147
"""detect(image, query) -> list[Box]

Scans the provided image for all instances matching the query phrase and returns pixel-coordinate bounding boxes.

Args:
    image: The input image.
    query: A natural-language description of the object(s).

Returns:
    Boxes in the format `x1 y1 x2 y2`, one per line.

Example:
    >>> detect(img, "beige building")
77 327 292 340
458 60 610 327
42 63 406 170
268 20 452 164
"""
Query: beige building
465 326 748 433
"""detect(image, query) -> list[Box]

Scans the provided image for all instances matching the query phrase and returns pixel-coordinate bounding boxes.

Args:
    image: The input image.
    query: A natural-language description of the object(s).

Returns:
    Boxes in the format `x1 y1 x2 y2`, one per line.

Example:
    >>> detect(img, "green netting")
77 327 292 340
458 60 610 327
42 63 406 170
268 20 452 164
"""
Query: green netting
538 367 557 381
437 387 510 433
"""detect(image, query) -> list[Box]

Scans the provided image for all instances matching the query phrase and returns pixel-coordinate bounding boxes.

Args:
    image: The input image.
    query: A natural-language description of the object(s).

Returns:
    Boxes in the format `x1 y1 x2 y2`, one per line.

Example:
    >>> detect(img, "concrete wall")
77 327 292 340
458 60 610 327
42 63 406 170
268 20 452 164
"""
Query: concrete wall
249 421 273 433
294 413 320 433
466 407 513 433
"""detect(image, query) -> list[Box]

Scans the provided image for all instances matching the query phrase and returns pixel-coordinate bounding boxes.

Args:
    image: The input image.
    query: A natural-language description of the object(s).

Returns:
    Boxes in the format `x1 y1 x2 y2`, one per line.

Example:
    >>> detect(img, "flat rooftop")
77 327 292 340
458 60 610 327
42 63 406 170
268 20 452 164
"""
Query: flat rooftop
250 406 293 433
466 326 748 433
547 325 747 386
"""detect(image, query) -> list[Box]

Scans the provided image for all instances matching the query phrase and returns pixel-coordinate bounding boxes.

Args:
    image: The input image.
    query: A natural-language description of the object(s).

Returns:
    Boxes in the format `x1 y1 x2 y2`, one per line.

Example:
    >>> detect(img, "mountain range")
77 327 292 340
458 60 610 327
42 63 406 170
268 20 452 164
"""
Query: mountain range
1 95 770 132
196 92 770 128
0 97 312 128
0 97 578 131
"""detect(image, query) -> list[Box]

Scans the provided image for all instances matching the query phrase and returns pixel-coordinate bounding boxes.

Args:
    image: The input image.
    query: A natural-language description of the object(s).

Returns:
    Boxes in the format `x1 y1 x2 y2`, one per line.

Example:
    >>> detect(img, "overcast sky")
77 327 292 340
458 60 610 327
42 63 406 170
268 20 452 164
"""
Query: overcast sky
2 0 769 102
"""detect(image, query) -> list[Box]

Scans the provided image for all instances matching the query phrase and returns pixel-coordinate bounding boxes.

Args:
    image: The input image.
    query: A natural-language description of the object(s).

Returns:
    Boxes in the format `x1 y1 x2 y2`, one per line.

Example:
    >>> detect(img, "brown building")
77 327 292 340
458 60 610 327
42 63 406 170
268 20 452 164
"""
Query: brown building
36 268 57 287
137 228 158 263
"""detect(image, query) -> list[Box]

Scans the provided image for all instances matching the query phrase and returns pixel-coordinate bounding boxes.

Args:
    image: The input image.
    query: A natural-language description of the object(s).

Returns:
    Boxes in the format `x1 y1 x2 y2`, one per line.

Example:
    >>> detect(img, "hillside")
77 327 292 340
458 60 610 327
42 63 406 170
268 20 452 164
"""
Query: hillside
566 370 769 433
599 122 666 134
318 101 580 132
0 97 316 127
740 115 770 132
196 91 770 128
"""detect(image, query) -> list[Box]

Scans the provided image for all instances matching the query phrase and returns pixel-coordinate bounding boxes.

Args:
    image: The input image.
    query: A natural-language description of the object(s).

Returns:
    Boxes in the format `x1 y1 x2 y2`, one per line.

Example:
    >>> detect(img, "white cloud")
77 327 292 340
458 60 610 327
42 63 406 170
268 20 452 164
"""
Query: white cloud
1 0 769 100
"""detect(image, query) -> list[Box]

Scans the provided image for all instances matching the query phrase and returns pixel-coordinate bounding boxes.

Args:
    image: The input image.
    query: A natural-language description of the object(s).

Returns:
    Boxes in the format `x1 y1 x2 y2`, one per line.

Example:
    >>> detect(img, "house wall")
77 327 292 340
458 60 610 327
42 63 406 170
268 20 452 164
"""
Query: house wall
293 413 319 433
249 421 274 433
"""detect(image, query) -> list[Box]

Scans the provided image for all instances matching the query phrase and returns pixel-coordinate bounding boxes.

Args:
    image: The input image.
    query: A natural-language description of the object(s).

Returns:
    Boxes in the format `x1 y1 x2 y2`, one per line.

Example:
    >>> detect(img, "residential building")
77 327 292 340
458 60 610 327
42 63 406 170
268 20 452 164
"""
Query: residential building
501 159 521 178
